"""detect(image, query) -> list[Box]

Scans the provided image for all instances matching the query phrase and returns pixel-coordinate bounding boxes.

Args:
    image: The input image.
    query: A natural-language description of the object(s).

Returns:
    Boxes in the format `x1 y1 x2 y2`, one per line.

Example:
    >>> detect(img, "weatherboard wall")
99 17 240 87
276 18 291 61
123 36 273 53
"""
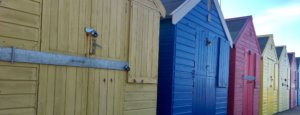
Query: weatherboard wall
157 0 230 114
276 46 290 112
0 0 164 115
296 58 300 106
288 53 297 109
258 36 279 115
226 16 261 115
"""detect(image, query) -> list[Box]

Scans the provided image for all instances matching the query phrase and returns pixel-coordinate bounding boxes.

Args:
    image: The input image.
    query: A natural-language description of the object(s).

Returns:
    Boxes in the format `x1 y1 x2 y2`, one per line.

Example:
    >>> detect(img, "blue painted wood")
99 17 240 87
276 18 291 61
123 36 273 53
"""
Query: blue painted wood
157 0 230 114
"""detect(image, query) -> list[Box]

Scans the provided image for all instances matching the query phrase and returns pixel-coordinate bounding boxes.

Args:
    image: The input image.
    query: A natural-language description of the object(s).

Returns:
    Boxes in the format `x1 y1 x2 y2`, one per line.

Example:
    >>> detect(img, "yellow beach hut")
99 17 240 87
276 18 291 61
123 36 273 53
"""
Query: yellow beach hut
0 0 165 115
258 34 279 115
276 46 291 112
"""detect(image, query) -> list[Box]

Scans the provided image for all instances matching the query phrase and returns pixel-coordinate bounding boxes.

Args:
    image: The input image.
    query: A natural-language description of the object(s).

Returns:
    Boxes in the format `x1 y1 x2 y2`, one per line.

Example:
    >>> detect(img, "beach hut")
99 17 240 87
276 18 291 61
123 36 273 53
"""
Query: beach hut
288 52 297 109
157 0 233 114
258 35 279 115
276 46 291 112
226 16 261 115
296 57 300 106
0 0 165 115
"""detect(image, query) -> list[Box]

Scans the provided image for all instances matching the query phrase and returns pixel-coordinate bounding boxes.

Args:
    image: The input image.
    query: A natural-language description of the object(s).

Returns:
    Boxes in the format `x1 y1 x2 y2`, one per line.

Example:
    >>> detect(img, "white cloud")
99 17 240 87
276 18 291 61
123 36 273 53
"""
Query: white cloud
253 4 300 35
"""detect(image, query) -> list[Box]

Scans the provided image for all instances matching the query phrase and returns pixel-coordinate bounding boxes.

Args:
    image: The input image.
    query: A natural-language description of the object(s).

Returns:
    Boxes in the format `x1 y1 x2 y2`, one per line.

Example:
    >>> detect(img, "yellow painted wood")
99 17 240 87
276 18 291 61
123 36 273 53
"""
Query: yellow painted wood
0 62 38 115
0 0 41 50
128 1 160 83
0 0 163 115
0 108 35 115
259 35 279 115
277 46 290 112
0 0 40 15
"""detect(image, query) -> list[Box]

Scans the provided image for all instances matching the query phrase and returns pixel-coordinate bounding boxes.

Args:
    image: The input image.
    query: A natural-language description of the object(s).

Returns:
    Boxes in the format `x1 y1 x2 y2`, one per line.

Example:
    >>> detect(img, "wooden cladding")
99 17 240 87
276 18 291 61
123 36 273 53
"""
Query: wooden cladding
128 1 160 83
0 0 40 50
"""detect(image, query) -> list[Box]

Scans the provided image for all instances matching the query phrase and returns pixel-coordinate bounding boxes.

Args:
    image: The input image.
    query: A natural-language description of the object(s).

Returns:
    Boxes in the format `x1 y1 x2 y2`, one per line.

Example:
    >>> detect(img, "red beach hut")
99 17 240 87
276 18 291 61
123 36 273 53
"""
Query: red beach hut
226 16 261 115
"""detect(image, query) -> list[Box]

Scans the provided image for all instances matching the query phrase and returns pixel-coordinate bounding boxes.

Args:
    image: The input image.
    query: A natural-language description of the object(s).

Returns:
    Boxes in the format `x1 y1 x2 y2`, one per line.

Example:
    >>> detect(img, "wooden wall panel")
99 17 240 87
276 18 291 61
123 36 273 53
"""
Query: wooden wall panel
128 1 160 83
0 62 38 115
38 66 89 115
41 0 90 55
0 0 40 50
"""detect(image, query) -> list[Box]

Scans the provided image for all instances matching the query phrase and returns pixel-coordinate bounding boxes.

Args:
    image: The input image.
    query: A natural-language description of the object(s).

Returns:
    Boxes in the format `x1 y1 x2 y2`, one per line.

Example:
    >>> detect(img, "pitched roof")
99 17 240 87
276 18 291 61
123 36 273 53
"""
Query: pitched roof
257 36 269 53
225 16 249 42
288 53 294 64
275 46 284 59
161 0 233 47
161 0 186 16
296 57 300 69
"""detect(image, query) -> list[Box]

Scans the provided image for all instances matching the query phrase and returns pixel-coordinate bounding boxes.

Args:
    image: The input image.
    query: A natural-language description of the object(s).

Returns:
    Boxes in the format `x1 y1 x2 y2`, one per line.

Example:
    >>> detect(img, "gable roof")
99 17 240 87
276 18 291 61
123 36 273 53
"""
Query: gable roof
161 0 233 47
225 16 249 43
296 57 300 69
275 46 284 59
257 36 269 53
288 53 295 65
161 0 186 16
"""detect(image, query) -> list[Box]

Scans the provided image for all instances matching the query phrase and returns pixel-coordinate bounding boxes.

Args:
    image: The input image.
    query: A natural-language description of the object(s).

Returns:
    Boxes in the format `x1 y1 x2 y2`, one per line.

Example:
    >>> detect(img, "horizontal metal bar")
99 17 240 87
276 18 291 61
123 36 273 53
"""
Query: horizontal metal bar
0 47 128 70
243 76 256 81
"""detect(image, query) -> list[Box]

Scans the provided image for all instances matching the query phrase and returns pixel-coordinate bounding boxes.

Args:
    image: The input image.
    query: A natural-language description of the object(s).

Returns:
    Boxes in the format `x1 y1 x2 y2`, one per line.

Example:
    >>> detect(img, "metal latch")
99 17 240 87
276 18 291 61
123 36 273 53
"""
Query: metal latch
84 27 102 55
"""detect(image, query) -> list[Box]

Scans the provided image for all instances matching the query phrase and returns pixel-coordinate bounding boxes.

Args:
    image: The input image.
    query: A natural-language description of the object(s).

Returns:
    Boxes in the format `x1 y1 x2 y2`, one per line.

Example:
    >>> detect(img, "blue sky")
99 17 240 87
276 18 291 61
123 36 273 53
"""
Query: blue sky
220 0 300 56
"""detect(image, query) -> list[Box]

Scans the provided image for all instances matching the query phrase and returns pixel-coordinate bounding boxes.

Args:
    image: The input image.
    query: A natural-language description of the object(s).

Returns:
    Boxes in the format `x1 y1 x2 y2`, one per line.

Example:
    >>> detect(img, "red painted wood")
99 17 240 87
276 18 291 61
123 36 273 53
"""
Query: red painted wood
227 16 261 115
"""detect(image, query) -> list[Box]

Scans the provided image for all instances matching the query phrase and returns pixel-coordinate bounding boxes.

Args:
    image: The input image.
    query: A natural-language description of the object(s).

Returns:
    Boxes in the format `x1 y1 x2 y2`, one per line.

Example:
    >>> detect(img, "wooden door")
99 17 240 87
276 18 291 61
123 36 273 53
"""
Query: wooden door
267 59 275 115
193 30 218 115
242 51 255 115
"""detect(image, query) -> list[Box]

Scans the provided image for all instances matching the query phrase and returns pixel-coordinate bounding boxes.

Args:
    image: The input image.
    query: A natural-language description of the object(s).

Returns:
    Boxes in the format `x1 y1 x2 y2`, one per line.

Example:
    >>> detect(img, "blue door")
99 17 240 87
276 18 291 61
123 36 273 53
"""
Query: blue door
193 27 219 114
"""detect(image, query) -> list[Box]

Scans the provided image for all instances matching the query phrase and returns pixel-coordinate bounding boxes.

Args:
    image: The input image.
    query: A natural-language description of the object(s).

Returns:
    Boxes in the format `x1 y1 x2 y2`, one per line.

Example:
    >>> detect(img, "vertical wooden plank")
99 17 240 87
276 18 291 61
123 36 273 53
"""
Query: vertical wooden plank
37 65 48 115
53 67 67 115
57 0 70 52
128 2 137 81
41 0 50 51
152 12 160 80
81 69 89 115
77 0 87 56
75 68 83 115
107 70 115 115
113 71 125 115
115 0 122 59
146 10 154 81
136 4 143 79
109 0 117 58
91 0 100 57
87 69 95 115
65 67 76 115
101 0 110 57
99 70 108 115
68 0 79 54
87 68 100 115
123 0 130 60
141 6 148 78
93 69 100 115
49 0 59 51
45 66 55 115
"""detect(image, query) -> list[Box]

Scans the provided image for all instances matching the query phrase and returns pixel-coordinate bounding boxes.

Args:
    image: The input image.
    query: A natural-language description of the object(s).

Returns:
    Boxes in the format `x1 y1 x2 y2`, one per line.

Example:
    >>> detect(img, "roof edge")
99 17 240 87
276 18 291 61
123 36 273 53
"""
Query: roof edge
153 0 166 17
214 0 233 47
171 0 201 24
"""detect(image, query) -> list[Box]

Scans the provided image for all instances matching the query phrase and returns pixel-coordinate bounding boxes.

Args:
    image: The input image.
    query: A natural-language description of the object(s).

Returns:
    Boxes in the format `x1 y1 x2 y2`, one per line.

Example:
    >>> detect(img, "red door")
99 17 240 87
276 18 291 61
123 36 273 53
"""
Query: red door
243 51 255 115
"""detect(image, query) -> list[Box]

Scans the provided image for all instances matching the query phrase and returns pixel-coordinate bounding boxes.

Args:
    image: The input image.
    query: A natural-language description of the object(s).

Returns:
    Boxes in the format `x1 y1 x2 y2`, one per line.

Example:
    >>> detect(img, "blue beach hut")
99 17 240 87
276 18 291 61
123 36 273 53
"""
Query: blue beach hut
157 0 233 114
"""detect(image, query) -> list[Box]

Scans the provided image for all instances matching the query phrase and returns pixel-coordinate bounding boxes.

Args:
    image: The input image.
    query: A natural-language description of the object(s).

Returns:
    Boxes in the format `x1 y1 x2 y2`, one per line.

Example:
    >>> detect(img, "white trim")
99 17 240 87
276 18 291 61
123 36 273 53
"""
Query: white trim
213 0 233 47
171 0 201 24
170 0 233 47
